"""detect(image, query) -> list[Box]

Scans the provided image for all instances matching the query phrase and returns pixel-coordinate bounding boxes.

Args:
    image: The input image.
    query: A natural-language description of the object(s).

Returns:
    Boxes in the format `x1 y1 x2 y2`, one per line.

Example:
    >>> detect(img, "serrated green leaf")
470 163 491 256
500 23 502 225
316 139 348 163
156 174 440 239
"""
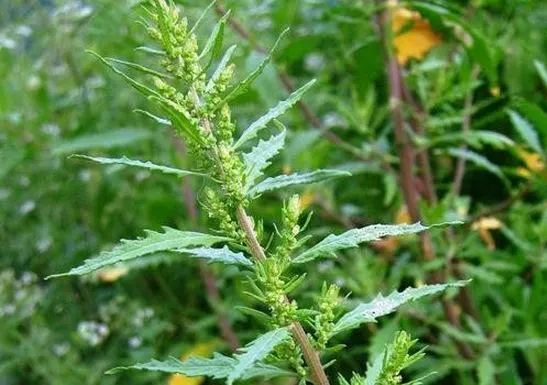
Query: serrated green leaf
243 129 286 191
47 228 228 278
106 354 233 378
332 281 469 335
228 327 291 385
247 169 350 198
364 351 383 385
72 155 206 177
206 44 237 92
293 222 457 264
106 353 293 380
53 128 152 155
507 109 543 154
446 148 505 181
175 246 253 266
233 79 316 149
222 28 289 104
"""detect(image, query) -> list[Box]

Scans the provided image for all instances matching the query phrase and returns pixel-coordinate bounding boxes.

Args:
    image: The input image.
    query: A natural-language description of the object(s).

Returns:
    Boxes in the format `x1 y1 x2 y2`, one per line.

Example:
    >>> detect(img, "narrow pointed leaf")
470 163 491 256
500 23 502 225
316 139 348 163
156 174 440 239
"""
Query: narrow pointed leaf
206 44 237 92
175 246 253 266
107 57 171 79
133 109 171 125
293 222 456 264
87 50 160 98
228 327 291 385
233 79 316 149
243 129 286 191
72 155 206 177
47 228 228 278
135 46 165 55
189 0 219 33
199 10 230 65
507 110 543 154
223 28 289 104
446 148 505 181
247 169 350 197
149 95 203 145
332 281 469 335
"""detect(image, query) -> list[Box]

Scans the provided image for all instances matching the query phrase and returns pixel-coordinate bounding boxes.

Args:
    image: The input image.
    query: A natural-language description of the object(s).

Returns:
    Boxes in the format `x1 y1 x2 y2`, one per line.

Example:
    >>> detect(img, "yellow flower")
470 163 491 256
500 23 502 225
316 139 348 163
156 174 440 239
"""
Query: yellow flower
300 190 315 210
168 341 217 385
518 148 545 173
471 217 502 251
391 7 443 65
97 266 128 283
395 205 411 224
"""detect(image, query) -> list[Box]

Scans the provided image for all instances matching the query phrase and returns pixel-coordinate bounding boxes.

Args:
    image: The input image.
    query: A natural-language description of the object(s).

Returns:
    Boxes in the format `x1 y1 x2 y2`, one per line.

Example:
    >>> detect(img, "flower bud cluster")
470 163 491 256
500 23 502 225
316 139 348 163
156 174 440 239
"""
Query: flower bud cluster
145 1 247 207
377 331 425 385
148 1 202 85
204 188 245 242
313 283 340 349
274 194 301 262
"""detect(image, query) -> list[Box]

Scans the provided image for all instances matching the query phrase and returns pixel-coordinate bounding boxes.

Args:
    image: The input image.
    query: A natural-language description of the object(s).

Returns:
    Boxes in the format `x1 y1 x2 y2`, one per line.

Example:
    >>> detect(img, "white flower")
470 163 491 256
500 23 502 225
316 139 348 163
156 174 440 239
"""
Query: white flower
15 25 33 37
20 200 36 215
128 336 142 348
53 343 70 357
41 123 61 136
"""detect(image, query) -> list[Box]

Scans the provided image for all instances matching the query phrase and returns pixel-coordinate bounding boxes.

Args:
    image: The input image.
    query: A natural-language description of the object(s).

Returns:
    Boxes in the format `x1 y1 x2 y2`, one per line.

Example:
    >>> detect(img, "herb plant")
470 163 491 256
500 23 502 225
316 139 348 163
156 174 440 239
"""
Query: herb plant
48 2 469 384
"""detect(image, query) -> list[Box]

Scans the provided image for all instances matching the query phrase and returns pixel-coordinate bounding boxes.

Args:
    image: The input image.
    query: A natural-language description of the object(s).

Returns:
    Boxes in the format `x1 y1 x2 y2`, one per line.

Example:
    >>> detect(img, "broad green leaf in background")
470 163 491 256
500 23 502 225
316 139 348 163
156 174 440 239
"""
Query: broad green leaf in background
331 281 469 336
174 246 253 267
233 79 316 149
507 109 543 154
72 155 206 177
247 169 350 197
47 228 229 278
293 222 458 264
53 128 152 155
242 128 286 191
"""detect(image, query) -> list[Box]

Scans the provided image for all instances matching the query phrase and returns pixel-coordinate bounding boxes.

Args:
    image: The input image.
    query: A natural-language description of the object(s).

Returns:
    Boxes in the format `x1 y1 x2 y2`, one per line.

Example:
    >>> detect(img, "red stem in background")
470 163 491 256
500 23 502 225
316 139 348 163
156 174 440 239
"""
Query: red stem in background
374 1 475 359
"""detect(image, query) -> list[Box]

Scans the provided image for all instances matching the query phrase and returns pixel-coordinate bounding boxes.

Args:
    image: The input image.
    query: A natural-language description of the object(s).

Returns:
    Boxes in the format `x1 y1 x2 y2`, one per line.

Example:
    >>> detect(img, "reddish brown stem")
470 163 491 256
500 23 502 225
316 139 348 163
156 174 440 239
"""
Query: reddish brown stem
374 2 474 359
235 206 330 385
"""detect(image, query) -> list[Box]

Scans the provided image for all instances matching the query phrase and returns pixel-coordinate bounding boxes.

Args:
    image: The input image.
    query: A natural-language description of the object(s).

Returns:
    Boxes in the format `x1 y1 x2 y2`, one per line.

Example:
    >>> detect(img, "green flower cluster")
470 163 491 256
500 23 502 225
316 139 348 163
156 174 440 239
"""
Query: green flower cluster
313 282 340 350
377 331 425 385
145 0 246 207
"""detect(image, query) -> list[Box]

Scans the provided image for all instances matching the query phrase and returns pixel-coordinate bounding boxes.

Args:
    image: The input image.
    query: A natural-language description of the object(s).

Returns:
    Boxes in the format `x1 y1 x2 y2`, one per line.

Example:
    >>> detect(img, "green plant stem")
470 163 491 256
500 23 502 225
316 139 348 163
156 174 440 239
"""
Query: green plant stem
235 205 331 385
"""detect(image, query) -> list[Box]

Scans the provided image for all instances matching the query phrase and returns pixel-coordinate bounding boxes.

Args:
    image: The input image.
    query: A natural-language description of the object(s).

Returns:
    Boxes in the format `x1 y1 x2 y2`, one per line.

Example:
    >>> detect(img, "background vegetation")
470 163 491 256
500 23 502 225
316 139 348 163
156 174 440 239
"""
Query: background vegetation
1 0 546 384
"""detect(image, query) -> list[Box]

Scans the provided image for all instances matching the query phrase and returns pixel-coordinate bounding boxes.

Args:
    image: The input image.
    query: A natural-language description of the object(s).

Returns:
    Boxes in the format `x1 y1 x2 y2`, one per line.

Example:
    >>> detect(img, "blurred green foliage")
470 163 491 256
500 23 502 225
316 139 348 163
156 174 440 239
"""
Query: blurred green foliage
1 0 546 384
